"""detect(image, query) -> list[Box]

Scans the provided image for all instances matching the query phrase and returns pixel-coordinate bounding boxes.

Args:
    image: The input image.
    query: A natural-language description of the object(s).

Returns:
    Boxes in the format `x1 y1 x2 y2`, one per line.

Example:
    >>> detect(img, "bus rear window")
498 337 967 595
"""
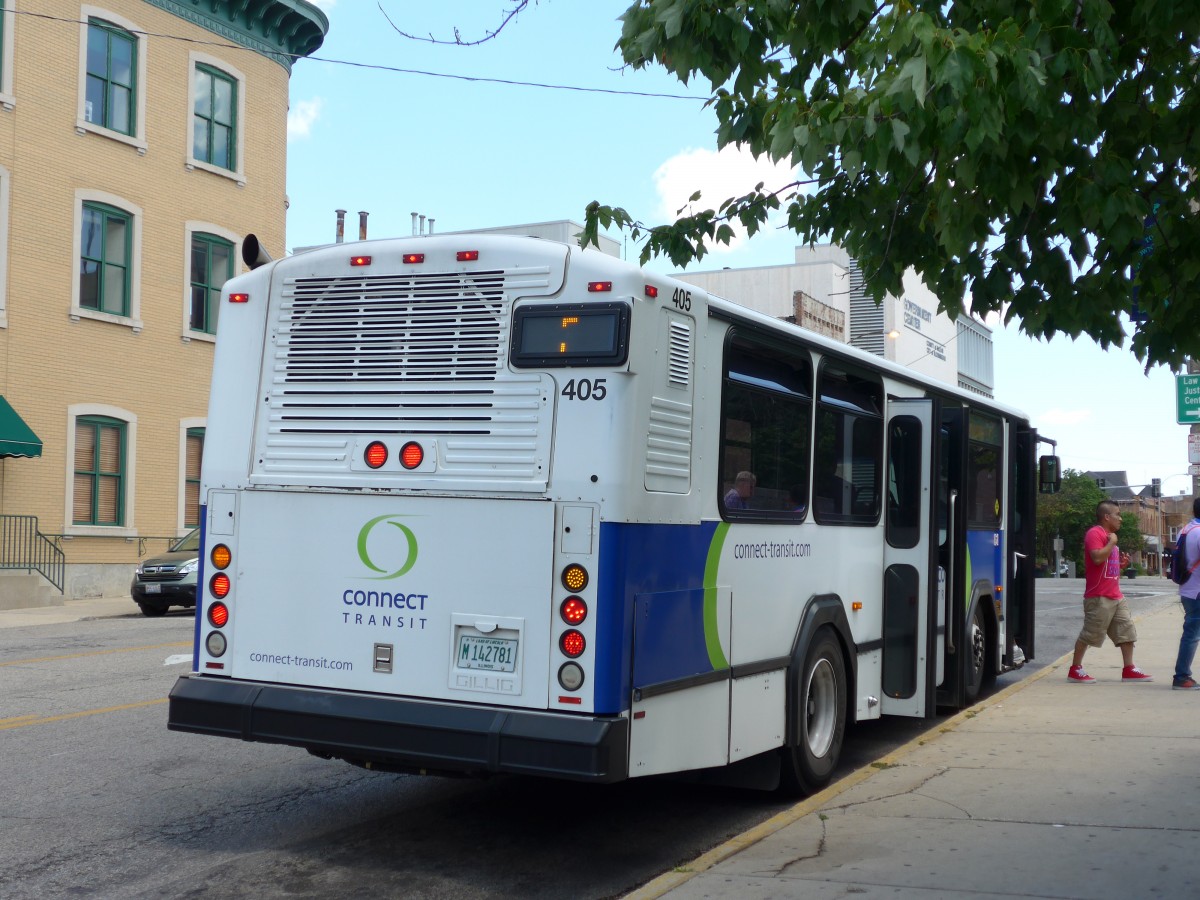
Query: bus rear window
511 302 630 367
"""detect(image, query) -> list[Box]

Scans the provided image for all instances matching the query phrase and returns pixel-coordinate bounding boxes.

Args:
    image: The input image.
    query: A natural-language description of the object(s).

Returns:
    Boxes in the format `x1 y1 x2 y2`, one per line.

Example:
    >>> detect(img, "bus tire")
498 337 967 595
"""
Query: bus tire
780 626 846 796
964 600 995 703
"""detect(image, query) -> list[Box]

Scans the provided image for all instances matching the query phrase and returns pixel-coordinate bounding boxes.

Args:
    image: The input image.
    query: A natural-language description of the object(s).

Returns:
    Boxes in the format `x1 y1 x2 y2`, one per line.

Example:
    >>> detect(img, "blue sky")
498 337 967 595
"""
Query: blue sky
286 1 1194 499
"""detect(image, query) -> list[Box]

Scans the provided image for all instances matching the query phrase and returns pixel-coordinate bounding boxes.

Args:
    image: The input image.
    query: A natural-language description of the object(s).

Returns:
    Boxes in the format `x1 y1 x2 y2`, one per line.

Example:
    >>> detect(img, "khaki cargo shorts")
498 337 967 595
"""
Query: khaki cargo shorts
1077 595 1138 647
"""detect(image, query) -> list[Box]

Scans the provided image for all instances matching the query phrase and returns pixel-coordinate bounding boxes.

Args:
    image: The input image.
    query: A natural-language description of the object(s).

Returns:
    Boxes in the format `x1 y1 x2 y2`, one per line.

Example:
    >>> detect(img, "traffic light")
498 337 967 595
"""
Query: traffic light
1152 478 1161 498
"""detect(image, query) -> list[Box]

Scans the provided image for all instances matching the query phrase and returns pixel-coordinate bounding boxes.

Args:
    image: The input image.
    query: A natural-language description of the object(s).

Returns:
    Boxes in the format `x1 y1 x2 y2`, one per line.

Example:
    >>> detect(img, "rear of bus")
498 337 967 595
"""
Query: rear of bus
168 234 646 781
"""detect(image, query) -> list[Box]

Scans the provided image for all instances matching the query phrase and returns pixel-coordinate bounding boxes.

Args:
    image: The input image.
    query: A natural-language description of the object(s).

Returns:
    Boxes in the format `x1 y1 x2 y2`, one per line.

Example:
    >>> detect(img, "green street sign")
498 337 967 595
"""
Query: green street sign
1178 374 1200 424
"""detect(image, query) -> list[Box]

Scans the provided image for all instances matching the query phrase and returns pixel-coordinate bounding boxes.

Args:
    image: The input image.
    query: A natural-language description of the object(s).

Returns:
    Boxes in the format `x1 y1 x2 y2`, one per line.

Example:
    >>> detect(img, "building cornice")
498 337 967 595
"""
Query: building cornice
145 0 328 72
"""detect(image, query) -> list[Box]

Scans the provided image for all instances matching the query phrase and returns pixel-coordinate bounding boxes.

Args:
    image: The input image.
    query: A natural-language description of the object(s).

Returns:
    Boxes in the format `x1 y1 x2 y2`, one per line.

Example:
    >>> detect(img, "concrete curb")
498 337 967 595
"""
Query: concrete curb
618 624 1104 900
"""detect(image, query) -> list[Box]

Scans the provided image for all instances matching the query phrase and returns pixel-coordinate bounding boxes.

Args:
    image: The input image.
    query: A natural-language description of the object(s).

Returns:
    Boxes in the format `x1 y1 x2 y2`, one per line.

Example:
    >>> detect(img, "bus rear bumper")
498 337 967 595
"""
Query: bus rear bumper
168 675 629 783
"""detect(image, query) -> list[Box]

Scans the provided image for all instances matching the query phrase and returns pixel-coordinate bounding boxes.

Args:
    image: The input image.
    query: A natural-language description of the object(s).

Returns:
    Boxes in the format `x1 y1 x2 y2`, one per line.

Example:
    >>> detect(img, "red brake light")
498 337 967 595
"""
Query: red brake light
561 597 588 625
403 253 425 264
364 441 388 469
587 282 613 292
399 441 424 469
644 285 659 299
228 293 249 303
457 250 480 262
350 255 372 267
560 630 586 658
210 573 230 599
208 602 229 627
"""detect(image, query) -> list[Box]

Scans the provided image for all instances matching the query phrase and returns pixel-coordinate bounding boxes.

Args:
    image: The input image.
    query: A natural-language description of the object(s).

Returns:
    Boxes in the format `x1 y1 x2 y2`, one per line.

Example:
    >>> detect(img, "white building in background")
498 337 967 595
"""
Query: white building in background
674 244 994 397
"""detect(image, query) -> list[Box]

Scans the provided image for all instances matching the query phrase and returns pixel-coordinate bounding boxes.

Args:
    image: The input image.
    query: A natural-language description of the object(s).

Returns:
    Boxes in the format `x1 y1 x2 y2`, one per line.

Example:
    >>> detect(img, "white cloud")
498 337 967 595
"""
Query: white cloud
308 0 337 11
288 98 323 139
653 145 798 253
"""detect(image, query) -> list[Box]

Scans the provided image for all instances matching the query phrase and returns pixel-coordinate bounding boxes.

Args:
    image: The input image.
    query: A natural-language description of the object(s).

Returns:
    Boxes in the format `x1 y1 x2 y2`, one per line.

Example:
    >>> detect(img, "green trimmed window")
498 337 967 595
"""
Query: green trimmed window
190 233 233 334
85 19 137 135
185 428 205 527
193 65 237 169
80 203 131 316
74 417 126 526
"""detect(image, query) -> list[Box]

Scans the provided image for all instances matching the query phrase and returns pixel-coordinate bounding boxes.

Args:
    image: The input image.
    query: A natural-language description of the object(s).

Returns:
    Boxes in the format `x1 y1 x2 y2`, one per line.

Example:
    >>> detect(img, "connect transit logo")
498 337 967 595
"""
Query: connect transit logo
356 515 418 580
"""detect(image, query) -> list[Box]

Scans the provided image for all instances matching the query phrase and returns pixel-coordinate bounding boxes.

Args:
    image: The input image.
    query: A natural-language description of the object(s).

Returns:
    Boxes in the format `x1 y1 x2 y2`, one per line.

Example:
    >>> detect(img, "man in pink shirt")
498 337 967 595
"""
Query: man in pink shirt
1068 500 1153 683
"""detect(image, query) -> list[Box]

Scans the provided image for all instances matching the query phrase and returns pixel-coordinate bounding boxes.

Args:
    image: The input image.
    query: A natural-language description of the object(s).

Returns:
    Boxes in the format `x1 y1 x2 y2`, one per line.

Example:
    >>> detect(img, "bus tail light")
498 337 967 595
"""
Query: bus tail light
205 631 227 658
350 255 372 267
561 564 588 592
210 572 230 599
560 630 585 658
210 544 231 570
558 662 585 691
457 250 479 261
399 441 424 469
208 601 229 628
403 253 425 264
587 281 612 292
228 292 249 304
364 441 388 469
560 597 587 625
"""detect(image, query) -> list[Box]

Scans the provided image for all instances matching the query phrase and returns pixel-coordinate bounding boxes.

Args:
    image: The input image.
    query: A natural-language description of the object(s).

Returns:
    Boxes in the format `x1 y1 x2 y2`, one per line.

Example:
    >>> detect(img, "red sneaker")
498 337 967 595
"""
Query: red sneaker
1122 665 1154 682
1068 665 1096 684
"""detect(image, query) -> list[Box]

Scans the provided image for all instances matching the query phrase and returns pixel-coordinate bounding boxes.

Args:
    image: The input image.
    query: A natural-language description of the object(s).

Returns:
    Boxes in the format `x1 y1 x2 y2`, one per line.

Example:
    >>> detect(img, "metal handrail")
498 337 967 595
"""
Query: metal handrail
0 515 65 594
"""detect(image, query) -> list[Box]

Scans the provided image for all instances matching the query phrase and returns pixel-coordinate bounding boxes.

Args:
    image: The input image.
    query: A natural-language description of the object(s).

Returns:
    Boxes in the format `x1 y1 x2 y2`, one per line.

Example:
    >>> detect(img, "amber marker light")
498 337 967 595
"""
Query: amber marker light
402 253 425 264
587 281 613 292
852 601 863 611
210 572 231 599
210 544 231 570
644 285 659 299
364 441 388 469
350 255 372 267
399 441 424 469
561 564 588 592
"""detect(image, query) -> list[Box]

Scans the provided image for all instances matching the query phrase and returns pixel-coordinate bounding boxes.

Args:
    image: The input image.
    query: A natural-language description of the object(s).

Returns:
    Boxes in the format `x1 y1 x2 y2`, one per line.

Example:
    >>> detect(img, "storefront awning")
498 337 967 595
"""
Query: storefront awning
0 395 42 458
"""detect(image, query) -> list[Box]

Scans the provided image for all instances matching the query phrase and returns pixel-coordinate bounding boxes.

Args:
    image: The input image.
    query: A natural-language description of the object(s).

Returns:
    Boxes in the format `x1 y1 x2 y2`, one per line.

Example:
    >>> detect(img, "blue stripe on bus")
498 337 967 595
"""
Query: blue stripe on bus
593 521 721 714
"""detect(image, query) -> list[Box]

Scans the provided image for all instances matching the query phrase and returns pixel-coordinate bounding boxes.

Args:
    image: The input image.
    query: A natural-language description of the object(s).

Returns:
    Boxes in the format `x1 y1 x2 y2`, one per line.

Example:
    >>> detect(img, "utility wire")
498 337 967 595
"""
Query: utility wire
14 8 706 102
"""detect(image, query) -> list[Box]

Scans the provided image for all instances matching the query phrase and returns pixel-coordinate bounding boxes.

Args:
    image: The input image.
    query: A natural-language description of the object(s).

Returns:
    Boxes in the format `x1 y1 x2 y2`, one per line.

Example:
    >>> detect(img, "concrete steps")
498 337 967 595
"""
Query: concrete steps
0 571 63 610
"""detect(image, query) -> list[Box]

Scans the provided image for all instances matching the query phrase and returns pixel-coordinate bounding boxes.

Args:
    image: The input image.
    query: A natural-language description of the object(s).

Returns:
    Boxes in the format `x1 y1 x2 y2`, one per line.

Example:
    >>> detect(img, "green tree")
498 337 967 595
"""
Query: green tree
583 0 1200 368
1039 470 1144 572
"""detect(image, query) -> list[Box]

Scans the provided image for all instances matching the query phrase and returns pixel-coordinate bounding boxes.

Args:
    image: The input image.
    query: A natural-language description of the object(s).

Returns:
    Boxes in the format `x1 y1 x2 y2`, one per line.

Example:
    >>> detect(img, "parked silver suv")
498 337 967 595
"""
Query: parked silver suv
130 529 199 617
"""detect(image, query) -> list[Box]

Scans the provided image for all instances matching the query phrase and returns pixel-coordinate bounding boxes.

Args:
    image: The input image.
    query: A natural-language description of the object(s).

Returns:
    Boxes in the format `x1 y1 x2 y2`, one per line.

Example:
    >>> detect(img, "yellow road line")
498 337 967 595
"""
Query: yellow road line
0 698 168 730
0 641 191 667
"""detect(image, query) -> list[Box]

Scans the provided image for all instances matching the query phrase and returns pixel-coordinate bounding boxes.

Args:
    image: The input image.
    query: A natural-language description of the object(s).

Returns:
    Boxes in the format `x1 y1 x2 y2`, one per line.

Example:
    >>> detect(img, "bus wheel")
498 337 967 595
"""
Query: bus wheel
781 627 846 796
964 602 995 703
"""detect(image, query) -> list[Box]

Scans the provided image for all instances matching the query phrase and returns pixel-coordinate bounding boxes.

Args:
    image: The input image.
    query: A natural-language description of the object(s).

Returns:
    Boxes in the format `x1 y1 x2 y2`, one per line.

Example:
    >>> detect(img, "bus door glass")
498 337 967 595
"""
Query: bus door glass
881 398 936 717
936 406 965 693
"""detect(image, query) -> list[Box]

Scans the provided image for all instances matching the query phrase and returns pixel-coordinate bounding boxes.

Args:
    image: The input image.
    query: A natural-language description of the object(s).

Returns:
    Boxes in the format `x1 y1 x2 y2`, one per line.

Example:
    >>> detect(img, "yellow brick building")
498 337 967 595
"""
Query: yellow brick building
0 1 327 601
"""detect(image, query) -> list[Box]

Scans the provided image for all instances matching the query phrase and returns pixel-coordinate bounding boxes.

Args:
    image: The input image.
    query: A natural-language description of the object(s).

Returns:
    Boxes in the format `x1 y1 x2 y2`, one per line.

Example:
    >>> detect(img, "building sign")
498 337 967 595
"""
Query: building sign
1177 374 1200 425
903 298 946 361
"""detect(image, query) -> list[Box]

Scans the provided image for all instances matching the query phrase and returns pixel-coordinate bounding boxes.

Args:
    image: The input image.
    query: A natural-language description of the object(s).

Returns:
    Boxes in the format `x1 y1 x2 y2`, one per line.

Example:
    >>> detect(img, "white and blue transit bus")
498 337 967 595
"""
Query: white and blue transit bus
169 232 1058 793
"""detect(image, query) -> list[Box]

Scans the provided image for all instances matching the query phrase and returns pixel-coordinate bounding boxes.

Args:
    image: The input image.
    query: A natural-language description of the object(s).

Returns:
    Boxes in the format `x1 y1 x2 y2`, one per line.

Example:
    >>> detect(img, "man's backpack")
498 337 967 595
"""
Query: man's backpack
1169 523 1199 585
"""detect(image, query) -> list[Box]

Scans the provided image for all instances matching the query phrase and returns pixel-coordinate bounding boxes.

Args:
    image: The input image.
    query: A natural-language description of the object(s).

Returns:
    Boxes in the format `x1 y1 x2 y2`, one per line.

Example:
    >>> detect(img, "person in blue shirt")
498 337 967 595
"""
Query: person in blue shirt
1173 496 1200 690
723 471 756 510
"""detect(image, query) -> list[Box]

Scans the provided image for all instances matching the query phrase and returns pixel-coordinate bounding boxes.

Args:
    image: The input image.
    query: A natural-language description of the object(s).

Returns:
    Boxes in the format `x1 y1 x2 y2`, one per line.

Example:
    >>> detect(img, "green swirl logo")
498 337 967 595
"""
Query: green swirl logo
356 515 418 580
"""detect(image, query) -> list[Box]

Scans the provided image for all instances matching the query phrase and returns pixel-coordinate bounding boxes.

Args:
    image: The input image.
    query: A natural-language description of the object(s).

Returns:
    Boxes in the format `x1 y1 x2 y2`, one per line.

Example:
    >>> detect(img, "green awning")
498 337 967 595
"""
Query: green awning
0 395 42 458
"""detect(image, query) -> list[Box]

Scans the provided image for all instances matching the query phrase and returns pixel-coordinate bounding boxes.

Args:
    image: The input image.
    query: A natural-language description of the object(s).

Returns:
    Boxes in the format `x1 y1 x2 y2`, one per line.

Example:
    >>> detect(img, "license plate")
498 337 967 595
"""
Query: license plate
145 583 162 594
456 634 518 672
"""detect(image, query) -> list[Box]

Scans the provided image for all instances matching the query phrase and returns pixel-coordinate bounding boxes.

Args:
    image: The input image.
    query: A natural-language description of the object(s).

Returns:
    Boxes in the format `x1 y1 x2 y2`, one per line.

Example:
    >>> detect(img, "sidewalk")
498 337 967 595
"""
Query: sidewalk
629 591 1197 900
0 594 135 629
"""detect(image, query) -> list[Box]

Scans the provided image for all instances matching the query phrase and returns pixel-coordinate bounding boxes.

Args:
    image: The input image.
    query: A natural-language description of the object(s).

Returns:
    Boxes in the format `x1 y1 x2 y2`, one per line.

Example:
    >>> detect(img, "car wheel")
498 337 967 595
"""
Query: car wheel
138 602 168 617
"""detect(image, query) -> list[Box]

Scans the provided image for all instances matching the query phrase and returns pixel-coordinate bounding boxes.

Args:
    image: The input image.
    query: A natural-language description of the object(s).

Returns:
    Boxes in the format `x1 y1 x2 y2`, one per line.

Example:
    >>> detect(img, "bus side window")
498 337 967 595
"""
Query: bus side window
719 334 812 520
814 363 883 525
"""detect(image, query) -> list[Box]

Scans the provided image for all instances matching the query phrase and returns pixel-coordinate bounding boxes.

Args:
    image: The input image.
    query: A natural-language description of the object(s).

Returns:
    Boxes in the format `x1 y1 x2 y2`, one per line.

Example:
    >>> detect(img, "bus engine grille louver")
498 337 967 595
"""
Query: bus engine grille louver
280 271 512 383
254 266 555 489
